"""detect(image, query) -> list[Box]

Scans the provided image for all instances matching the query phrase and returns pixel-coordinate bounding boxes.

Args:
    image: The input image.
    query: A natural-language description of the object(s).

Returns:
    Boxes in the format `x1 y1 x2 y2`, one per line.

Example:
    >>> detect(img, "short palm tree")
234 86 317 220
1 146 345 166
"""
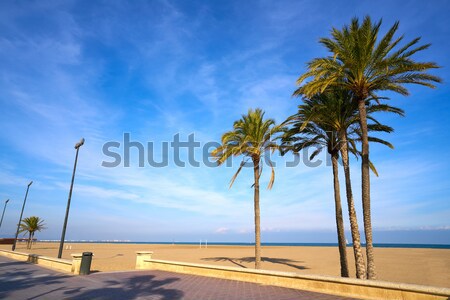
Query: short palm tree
294 16 441 279
19 216 46 249
211 108 284 269
283 89 403 278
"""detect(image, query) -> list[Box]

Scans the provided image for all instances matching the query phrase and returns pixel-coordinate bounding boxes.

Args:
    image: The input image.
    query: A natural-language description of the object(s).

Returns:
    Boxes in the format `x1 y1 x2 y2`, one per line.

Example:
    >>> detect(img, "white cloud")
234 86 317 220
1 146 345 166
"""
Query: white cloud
215 227 229 234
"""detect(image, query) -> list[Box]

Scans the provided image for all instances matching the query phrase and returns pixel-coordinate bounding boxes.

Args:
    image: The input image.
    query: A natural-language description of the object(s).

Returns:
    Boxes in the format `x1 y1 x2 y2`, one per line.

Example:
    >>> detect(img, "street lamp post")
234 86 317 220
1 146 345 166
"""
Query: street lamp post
0 199 10 231
12 182 33 251
58 138 85 259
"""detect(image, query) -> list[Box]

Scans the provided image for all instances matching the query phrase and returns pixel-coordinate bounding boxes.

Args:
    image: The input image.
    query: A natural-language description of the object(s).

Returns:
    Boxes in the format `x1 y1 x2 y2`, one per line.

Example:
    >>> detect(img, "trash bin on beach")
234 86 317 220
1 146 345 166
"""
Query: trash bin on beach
80 252 93 275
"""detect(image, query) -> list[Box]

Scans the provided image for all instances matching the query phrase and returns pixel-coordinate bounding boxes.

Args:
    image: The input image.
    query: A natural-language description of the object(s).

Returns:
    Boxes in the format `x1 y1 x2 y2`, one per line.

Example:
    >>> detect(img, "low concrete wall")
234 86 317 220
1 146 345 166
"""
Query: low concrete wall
141 258 450 300
0 238 15 245
0 238 31 245
0 249 75 274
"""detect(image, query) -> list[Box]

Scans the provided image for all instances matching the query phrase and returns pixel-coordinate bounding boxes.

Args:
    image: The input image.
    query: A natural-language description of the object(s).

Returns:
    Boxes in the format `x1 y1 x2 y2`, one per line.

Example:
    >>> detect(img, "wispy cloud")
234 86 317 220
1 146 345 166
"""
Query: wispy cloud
215 227 229 234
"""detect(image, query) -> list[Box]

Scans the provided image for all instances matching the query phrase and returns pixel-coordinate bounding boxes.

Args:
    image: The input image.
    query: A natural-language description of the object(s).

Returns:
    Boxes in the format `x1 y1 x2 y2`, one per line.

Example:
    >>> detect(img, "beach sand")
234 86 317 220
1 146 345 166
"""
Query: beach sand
2 242 449 288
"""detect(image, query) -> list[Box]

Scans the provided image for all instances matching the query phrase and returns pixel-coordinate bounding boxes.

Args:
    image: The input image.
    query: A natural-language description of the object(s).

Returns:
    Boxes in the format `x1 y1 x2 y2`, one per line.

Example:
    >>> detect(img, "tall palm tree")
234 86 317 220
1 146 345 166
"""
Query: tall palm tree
19 216 46 249
294 16 441 279
282 119 350 277
211 108 284 269
283 89 403 278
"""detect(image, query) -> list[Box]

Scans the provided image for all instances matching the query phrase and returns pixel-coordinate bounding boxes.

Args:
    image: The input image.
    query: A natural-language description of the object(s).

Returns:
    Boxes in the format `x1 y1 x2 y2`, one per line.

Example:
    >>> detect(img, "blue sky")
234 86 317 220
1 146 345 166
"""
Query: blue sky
0 0 449 244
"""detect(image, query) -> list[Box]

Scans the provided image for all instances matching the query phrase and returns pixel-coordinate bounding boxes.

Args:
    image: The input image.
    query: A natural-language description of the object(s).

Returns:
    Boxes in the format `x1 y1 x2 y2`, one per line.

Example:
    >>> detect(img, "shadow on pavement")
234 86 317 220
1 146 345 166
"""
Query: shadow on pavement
0 257 184 300
0 264 70 299
64 274 184 300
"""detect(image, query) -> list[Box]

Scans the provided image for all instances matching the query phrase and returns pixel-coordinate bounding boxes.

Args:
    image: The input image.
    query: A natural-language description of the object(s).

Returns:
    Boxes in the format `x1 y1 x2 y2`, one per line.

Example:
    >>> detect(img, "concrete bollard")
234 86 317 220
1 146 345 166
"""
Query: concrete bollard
71 253 83 274
136 251 153 269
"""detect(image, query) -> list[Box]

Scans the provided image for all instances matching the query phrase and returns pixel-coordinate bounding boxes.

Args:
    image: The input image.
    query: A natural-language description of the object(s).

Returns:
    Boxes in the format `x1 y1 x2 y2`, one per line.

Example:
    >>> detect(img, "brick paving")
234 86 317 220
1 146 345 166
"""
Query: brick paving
0 256 359 299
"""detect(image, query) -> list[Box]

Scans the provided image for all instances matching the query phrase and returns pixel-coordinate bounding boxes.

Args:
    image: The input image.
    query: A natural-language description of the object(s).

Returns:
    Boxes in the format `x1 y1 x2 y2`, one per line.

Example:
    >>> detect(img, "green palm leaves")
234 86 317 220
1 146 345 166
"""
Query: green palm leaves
19 216 46 249
212 108 284 190
295 16 441 99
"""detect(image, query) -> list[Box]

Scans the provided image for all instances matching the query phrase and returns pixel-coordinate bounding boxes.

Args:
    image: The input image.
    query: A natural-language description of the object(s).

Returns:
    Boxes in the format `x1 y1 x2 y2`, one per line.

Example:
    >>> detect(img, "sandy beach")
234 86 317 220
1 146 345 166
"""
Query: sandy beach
2 242 449 288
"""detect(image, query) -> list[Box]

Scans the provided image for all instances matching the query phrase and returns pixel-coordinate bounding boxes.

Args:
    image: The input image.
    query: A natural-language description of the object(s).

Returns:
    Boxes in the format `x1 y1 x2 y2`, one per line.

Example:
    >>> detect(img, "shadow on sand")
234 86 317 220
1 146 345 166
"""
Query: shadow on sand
202 256 309 270
95 253 125 259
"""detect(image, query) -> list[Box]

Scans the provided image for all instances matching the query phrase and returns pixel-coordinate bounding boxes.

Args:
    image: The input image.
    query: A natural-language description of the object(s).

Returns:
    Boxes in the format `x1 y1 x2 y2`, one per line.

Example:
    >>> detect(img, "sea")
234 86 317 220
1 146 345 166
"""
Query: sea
38 240 450 249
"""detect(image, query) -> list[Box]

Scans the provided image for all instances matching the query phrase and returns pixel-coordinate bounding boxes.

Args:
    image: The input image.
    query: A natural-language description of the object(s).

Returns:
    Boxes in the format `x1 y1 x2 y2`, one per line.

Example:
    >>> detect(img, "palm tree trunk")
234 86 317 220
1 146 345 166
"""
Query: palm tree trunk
331 153 349 277
27 232 32 249
339 131 366 279
30 232 35 249
253 157 261 269
357 99 376 280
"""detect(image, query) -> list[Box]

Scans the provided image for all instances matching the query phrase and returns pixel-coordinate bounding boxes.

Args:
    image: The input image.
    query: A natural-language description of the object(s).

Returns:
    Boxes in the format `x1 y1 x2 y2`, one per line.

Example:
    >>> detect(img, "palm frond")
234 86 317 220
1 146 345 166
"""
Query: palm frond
369 160 379 177
212 108 284 190
229 160 246 188
294 16 441 103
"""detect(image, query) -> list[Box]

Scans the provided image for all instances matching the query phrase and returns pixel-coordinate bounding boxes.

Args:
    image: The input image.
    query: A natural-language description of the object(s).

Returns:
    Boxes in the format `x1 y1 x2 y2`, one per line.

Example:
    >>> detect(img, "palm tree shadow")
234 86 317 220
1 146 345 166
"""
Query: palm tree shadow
65 274 184 300
241 257 309 270
202 257 247 268
0 266 71 299
202 256 309 271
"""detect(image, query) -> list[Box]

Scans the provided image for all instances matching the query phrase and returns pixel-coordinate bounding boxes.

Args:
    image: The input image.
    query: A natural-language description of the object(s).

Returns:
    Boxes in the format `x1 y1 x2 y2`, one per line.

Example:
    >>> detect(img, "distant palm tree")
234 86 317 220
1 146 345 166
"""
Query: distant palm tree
294 16 441 279
212 108 284 269
283 89 403 278
19 216 46 249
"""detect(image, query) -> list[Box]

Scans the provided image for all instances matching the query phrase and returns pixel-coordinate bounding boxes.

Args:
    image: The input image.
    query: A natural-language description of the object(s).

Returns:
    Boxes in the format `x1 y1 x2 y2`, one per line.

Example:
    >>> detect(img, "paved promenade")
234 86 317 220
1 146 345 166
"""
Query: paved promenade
0 256 358 299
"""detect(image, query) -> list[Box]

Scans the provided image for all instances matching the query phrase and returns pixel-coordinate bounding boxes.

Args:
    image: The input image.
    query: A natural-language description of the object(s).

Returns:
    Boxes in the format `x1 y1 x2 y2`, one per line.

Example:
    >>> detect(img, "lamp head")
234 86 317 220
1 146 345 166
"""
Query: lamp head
5 199 9 204
75 138 85 149
28 181 33 187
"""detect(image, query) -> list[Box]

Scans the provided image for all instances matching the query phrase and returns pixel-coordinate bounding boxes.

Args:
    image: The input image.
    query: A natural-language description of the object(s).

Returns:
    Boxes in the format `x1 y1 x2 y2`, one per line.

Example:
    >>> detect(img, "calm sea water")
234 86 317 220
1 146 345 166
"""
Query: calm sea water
41 241 450 249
